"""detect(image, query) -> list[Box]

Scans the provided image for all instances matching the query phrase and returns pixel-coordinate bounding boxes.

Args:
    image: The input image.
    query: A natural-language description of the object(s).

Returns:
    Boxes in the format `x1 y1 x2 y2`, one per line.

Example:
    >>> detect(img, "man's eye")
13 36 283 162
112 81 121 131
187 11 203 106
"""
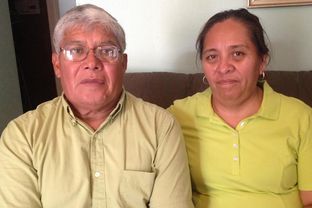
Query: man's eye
99 47 115 57
69 47 85 55
101 48 114 55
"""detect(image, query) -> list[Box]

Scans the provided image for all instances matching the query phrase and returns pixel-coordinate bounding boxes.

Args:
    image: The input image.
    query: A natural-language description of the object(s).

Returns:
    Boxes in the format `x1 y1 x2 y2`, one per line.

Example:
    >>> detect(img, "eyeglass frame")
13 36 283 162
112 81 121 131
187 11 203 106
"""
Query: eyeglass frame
59 44 122 63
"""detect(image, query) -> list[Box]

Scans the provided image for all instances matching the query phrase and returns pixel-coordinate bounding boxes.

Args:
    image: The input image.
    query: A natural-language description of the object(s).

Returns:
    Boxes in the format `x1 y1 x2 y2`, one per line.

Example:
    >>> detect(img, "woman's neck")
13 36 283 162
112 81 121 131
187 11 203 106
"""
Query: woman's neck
212 87 263 128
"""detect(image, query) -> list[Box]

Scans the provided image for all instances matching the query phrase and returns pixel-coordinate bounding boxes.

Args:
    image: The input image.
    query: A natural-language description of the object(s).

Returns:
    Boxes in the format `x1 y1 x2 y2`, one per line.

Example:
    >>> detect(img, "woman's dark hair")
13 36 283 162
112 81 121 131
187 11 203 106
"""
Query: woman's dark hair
196 8 269 60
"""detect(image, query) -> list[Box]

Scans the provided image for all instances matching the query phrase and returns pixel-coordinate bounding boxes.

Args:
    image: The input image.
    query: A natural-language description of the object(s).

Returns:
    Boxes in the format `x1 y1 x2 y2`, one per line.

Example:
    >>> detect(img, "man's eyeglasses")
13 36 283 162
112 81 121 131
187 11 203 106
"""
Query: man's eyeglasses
60 45 121 63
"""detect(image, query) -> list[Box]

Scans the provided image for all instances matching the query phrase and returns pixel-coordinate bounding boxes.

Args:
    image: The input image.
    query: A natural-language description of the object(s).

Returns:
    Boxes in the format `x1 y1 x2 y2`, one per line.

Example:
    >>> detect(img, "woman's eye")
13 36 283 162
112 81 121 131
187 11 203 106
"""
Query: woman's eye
205 54 217 62
233 51 244 57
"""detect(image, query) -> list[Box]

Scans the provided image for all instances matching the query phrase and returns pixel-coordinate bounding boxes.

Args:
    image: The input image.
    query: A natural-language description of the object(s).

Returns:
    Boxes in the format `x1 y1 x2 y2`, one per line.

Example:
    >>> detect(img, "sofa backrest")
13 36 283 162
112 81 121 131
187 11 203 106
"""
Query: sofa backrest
123 71 312 108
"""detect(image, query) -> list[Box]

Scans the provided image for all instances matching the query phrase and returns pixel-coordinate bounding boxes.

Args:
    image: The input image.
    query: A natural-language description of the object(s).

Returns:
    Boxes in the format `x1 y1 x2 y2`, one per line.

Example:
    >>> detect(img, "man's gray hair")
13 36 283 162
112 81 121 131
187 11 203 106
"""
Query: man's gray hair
53 4 126 53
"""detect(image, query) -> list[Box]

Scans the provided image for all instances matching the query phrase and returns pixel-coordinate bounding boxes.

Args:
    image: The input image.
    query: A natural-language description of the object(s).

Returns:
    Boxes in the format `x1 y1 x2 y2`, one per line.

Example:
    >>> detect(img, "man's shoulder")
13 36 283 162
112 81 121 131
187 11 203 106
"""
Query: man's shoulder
125 92 166 110
125 92 175 120
123 92 182 144
1 96 63 142
9 96 62 126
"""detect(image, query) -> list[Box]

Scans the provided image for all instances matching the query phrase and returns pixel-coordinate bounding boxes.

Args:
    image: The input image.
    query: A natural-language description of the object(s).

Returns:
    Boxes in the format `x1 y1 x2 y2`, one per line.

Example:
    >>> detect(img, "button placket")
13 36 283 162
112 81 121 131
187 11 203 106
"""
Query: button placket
232 131 240 175
90 133 107 205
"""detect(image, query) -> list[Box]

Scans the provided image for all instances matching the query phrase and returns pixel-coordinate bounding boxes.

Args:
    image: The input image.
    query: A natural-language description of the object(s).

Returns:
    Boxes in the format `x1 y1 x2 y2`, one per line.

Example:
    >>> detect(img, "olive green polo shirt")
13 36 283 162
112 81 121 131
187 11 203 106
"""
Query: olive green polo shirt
0 91 193 208
168 82 312 208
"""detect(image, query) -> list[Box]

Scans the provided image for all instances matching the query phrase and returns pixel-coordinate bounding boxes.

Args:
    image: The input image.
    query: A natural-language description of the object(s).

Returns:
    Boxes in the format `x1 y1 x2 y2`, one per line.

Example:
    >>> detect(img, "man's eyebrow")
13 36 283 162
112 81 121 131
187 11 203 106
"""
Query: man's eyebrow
63 41 86 46
98 40 118 46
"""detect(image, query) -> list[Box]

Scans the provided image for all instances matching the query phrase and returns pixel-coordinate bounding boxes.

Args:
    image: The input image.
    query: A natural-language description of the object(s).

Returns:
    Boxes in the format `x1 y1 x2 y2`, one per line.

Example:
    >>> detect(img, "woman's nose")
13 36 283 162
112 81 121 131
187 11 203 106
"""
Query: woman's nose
217 57 234 74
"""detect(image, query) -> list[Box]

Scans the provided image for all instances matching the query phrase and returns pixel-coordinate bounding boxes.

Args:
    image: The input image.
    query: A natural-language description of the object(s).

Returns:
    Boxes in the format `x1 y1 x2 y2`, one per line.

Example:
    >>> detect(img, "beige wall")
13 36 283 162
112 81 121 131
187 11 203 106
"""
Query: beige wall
75 0 312 72
0 1 23 132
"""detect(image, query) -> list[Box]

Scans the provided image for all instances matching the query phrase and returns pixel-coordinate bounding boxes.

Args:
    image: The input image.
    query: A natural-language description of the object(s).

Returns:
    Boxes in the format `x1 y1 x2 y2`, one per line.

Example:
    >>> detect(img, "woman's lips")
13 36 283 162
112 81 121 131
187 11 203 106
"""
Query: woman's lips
216 79 238 86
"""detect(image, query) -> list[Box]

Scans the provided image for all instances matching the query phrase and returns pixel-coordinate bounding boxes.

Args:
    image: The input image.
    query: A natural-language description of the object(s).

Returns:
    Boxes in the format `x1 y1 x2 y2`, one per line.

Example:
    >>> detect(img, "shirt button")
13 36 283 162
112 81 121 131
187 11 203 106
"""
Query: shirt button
95 171 101 177
240 122 245 127
233 156 239 161
232 132 238 138
71 119 77 126
233 143 238 148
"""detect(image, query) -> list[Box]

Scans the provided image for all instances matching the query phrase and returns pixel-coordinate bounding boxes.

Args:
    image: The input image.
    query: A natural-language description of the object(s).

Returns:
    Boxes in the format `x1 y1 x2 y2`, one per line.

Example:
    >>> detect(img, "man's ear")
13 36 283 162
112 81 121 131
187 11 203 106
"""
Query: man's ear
52 53 61 78
121 53 128 73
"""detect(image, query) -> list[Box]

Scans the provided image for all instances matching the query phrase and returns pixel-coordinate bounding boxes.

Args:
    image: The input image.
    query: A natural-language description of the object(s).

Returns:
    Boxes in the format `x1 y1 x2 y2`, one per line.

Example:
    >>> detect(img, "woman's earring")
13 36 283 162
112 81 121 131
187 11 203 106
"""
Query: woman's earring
258 71 266 84
202 76 208 85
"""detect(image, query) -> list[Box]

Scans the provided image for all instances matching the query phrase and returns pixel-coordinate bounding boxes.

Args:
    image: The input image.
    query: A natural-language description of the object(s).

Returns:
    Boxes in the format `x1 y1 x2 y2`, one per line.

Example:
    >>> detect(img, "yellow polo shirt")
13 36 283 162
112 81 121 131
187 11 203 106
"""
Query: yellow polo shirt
0 90 194 208
168 82 312 208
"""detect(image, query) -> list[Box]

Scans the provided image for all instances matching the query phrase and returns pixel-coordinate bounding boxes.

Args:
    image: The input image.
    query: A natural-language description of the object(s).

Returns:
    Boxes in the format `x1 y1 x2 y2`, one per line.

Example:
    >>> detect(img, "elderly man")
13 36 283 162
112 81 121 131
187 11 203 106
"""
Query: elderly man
0 4 193 208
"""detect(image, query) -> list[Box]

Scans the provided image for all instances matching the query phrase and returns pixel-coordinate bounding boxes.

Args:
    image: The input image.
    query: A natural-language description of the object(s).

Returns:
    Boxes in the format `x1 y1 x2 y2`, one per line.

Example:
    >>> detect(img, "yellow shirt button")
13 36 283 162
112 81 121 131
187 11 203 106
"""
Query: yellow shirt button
95 171 101 177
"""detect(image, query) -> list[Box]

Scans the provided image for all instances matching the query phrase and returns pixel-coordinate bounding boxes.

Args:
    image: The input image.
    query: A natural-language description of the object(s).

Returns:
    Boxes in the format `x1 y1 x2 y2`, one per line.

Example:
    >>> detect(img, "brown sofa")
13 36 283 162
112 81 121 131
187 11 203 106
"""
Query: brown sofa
123 71 312 108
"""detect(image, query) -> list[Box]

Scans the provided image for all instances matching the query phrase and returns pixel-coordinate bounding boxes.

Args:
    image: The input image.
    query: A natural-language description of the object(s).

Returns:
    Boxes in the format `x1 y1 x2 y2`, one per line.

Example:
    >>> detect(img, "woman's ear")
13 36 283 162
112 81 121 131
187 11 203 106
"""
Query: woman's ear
263 54 270 65
259 54 269 73
52 53 61 78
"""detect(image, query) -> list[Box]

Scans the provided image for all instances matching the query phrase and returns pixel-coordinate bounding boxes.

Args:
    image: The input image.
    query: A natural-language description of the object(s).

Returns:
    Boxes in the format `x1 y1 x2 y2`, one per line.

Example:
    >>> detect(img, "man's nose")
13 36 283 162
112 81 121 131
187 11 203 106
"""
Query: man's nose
83 49 102 71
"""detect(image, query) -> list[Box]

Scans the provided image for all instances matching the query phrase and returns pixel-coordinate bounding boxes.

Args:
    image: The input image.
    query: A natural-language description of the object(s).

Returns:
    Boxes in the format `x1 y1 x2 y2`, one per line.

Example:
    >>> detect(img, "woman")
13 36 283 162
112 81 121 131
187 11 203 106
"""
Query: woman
168 8 312 208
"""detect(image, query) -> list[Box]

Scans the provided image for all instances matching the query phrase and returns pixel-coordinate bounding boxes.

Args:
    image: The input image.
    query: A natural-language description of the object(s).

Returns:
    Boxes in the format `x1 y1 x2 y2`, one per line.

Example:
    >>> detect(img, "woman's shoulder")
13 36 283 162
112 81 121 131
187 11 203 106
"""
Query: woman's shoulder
167 90 210 117
172 90 209 108
265 82 311 115
279 93 312 114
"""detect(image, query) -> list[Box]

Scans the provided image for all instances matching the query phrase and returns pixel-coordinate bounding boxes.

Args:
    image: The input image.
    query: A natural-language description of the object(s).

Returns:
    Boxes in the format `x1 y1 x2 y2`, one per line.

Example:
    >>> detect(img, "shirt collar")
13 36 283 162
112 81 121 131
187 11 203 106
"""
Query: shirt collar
196 88 215 118
61 89 126 124
195 82 280 121
256 82 280 120
109 88 126 120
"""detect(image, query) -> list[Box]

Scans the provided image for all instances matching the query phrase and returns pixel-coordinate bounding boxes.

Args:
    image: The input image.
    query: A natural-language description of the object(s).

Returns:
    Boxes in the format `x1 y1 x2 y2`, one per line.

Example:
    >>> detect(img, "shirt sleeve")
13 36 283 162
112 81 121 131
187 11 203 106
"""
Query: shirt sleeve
0 121 42 208
149 112 194 208
298 110 312 190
